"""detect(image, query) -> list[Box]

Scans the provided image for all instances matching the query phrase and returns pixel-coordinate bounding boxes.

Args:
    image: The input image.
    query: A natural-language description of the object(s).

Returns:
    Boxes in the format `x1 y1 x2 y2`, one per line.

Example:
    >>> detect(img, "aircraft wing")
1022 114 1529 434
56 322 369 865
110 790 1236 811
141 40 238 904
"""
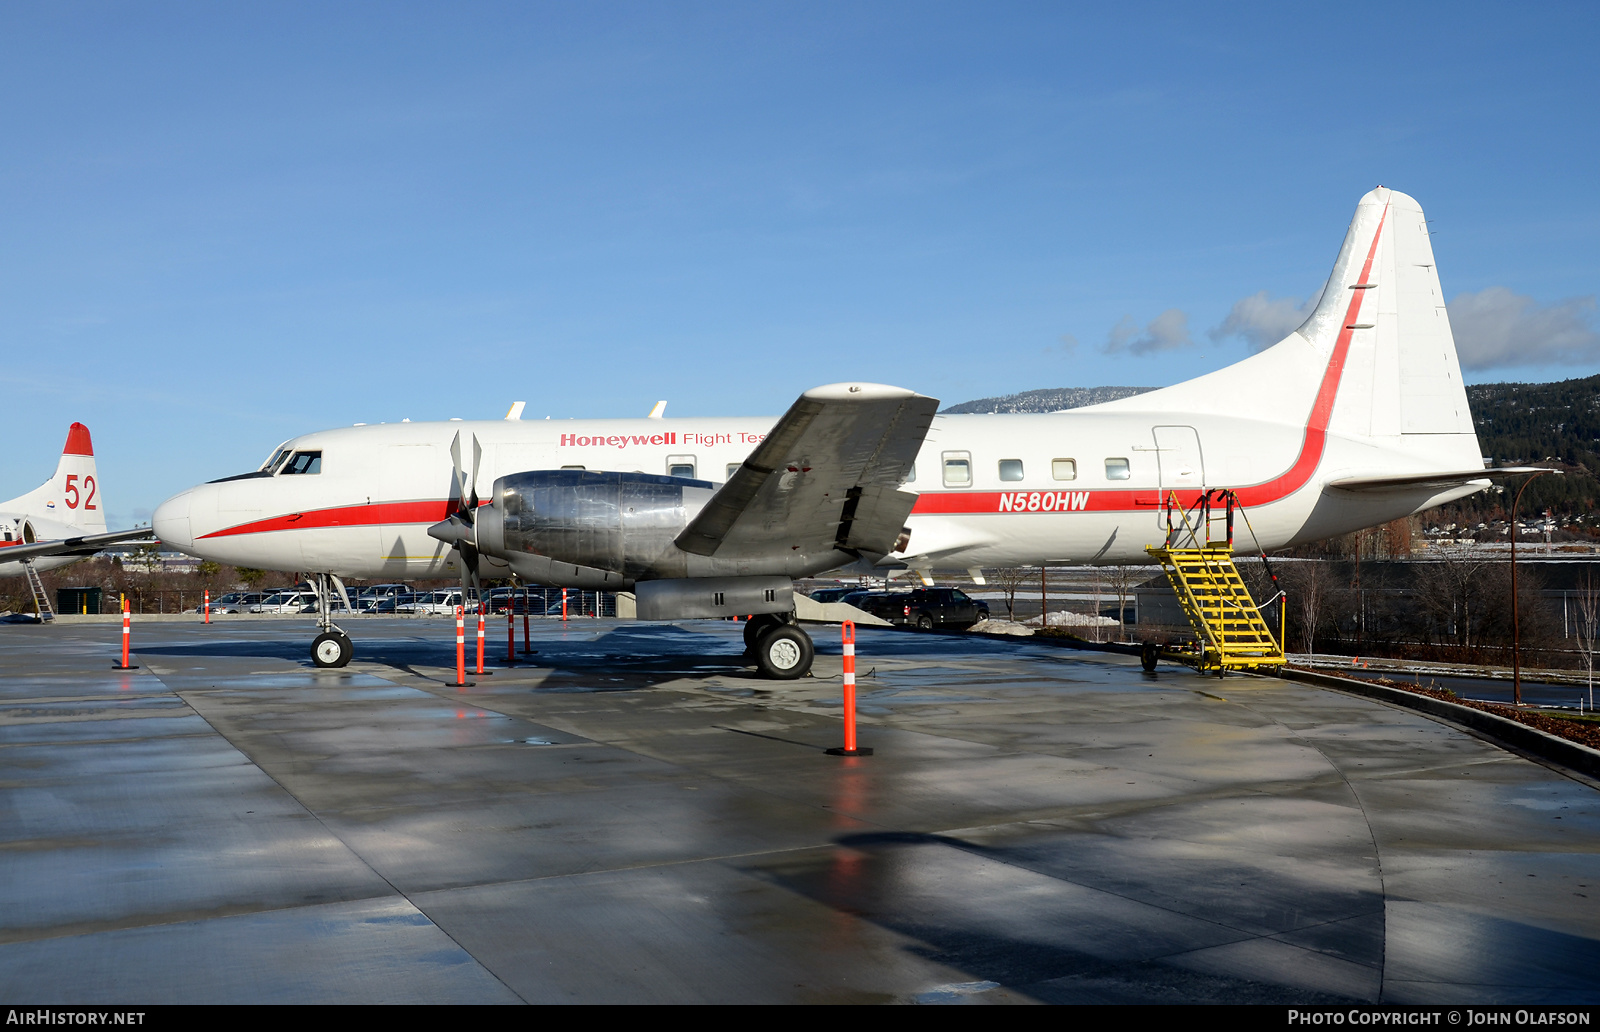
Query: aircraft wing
1326 467 1551 492
676 383 938 559
0 528 156 566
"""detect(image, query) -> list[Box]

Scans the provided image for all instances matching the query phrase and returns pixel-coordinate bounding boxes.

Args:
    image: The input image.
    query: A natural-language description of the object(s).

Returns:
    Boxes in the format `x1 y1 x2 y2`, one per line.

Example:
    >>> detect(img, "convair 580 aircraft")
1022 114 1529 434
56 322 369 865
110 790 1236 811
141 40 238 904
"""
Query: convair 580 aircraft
154 187 1501 676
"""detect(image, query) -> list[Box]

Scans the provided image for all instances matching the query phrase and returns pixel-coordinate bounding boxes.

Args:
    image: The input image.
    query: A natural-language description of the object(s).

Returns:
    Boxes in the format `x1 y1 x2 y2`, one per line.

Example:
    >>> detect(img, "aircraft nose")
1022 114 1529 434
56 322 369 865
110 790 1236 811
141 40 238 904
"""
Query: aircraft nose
152 490 194 552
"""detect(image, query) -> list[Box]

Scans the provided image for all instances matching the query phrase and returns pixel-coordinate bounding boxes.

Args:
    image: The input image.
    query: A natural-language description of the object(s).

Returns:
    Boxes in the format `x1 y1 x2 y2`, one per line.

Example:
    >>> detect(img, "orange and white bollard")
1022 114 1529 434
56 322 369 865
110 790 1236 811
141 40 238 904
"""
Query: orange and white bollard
204 589 210 624
113 599 137 670
561 588 568 622
447 606 473 688
826 620 871 756
475 604 491 675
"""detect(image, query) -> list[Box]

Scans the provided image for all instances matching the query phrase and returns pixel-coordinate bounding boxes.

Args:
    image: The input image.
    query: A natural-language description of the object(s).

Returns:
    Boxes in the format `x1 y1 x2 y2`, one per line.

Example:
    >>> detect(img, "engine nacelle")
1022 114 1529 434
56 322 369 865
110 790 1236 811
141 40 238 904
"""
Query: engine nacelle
472 470 714 588
469 468 865 602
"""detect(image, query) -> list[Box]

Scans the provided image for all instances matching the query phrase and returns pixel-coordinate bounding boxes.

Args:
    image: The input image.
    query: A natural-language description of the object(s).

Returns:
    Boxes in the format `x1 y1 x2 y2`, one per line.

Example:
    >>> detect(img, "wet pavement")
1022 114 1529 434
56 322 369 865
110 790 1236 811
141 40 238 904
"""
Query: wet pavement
2 616 1598 1004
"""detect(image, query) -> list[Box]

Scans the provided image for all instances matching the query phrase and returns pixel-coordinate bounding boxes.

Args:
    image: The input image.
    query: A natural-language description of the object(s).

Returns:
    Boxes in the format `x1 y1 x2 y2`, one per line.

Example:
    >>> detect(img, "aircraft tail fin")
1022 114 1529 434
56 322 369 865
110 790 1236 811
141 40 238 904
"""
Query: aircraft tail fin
1292 186 1477 443
0 424 109 533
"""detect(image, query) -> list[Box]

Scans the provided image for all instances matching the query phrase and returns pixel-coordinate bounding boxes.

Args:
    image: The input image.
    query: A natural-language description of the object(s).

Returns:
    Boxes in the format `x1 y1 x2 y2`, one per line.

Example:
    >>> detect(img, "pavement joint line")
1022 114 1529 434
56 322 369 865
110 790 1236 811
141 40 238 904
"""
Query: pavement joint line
1229 689 1392 992
145 665 532 1005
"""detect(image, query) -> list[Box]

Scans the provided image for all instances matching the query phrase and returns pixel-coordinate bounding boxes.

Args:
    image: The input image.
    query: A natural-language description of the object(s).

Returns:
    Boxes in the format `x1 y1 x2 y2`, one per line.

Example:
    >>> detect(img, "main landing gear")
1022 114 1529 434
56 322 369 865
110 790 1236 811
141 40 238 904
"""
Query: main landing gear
743 613 815 679
308 572 354 668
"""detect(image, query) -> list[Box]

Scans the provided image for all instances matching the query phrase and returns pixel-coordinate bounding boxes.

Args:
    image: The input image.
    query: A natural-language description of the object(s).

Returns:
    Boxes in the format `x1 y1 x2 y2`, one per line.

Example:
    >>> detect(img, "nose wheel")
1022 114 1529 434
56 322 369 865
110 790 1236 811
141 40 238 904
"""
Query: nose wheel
308 572 356 668
312 631 353 668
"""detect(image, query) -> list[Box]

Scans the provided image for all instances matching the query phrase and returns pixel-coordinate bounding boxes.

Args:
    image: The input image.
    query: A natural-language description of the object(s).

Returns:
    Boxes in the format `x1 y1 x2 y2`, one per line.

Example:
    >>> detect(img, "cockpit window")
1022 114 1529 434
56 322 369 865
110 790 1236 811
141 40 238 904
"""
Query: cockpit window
260 446 292 473
280 451 322 475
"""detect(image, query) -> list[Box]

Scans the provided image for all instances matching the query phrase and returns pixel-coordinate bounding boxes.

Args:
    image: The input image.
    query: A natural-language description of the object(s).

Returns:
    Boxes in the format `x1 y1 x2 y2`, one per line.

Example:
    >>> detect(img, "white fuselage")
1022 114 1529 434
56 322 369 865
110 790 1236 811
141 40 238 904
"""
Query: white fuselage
149 404 1480 582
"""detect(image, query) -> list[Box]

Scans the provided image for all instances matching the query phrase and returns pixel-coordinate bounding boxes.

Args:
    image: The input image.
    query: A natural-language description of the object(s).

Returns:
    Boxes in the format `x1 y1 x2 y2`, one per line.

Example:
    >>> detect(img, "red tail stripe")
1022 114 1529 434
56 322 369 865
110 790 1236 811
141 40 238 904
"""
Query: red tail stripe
63 423 93 457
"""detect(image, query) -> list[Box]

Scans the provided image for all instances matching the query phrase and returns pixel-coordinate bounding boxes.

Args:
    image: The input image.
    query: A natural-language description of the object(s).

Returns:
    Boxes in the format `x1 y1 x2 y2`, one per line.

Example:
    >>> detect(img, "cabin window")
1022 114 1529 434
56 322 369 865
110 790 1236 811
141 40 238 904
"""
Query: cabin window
280 451 322 475
998 459 1024 482
726 463 741 480
942 451 972 487
1105 457 1130 481
1052 458 1077 481
666 455 696 479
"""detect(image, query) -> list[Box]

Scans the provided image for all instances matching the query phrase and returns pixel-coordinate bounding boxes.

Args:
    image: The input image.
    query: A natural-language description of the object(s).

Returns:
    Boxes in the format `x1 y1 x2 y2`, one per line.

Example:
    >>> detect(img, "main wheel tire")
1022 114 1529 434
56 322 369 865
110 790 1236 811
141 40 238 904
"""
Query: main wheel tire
754 624 814 679
312 631 353 668
1140 642 1158 673
743 613 785 651
915 612 935 631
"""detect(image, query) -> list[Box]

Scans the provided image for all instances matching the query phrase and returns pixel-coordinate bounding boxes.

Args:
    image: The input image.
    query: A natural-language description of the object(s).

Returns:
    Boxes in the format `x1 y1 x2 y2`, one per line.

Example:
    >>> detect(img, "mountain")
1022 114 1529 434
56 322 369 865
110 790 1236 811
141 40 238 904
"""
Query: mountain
939 386 1152 414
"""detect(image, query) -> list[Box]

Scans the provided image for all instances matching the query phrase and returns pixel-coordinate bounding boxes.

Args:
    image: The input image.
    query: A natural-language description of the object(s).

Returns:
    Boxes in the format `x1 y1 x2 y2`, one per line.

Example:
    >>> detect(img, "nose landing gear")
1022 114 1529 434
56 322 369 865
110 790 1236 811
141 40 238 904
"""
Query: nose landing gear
309 572 354 668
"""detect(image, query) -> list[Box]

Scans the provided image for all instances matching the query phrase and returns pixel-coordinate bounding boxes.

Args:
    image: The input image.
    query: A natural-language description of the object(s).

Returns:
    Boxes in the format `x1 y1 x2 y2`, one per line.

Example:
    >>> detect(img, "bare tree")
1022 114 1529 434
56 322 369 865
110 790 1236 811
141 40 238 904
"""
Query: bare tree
1279 560 1340 654
1107 566 1137 642
990 567 1030 621
1575 571 1600 711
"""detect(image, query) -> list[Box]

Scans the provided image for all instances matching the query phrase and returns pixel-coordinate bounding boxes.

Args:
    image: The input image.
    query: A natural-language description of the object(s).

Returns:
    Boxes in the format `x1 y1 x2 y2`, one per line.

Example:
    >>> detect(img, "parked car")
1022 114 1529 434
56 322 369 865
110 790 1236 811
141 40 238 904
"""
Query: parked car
195 592 247 614
839 588 989 630
354 583 411 611
397 589 478 615
249 590 319 614
804 586 862 604
199 591 275 614
483 587 562 615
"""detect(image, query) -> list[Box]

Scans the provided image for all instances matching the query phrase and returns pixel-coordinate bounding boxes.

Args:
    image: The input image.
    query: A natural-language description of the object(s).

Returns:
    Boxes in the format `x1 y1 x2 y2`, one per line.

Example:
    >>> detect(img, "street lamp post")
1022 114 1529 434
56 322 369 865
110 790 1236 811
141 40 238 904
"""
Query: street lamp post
1510 471 1551 706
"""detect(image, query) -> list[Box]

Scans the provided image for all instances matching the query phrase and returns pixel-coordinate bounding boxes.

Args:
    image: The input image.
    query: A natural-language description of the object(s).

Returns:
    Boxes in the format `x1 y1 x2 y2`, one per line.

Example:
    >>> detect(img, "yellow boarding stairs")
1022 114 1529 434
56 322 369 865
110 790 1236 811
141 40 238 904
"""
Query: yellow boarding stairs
1145 490 1283 675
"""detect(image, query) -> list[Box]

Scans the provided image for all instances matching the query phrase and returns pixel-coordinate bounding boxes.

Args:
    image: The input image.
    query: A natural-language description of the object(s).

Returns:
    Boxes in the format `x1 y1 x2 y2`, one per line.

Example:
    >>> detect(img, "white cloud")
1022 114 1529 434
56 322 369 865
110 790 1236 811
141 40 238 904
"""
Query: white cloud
1447 287 1600 370
1209 288 1319 352
1103 308 1192 355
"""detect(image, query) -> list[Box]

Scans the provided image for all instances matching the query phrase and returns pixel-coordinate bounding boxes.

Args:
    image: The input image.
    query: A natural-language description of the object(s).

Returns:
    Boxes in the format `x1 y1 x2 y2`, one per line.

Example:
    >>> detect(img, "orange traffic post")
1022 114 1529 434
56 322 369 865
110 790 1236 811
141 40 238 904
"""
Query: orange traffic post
826 621 871 756
447 606 474 688
474 604 492 675
562 588 568 622
113 599 137 670
204 589 210 624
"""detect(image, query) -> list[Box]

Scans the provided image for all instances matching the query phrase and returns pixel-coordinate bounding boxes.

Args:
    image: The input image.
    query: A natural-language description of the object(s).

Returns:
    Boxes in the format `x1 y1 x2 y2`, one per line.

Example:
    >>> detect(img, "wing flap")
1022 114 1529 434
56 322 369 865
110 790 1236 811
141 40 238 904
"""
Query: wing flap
676 383 937 559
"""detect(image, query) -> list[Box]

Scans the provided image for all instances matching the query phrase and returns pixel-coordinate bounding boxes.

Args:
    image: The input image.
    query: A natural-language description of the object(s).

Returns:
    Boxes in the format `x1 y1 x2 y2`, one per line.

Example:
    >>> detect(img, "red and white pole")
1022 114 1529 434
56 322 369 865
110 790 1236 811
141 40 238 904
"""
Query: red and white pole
448 605 473 687
113 598 137 670
475 604 489 675
562 588 568 622
826 620 871 756
204 589 210 624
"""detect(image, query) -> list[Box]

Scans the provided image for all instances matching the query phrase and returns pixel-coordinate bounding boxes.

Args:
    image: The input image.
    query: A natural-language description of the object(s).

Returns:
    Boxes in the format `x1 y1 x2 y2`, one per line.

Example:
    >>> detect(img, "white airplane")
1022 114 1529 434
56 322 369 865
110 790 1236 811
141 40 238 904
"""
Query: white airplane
153 187 1512 676
3 424 155 614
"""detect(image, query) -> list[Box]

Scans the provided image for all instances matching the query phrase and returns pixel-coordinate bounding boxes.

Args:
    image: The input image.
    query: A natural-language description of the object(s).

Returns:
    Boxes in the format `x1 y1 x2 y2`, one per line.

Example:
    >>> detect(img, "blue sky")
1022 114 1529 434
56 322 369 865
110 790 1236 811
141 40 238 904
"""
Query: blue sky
2 2 1597 525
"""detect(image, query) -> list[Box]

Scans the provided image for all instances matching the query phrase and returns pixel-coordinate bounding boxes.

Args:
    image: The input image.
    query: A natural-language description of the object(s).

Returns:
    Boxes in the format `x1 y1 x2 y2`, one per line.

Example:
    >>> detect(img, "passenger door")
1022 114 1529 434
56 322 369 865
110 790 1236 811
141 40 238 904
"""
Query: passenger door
1151 425 1205 529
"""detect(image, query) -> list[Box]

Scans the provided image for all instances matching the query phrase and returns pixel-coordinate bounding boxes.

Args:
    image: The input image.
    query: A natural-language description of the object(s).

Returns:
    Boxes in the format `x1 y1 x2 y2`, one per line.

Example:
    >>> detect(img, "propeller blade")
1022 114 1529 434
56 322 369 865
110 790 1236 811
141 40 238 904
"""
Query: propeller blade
448 431 468 518
469 434 483 511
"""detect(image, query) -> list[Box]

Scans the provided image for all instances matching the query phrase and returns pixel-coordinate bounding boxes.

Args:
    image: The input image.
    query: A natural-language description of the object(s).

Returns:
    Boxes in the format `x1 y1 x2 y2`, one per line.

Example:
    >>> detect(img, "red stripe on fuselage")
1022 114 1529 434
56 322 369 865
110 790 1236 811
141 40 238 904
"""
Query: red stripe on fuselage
911 204 1390 518
198 500 457 539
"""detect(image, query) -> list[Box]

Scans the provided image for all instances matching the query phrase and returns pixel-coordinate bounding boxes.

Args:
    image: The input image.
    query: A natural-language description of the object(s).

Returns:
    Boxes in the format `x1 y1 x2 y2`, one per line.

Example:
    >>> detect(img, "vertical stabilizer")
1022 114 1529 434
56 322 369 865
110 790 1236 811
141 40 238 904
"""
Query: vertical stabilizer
1306 187 1475 442
0 424 109 533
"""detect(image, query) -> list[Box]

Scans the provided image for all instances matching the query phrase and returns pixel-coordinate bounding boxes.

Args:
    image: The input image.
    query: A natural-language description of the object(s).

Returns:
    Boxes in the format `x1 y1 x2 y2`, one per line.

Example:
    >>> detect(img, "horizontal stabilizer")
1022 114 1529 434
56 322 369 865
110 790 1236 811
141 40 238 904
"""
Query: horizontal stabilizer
1326 467 1552 492
0 527 156 566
